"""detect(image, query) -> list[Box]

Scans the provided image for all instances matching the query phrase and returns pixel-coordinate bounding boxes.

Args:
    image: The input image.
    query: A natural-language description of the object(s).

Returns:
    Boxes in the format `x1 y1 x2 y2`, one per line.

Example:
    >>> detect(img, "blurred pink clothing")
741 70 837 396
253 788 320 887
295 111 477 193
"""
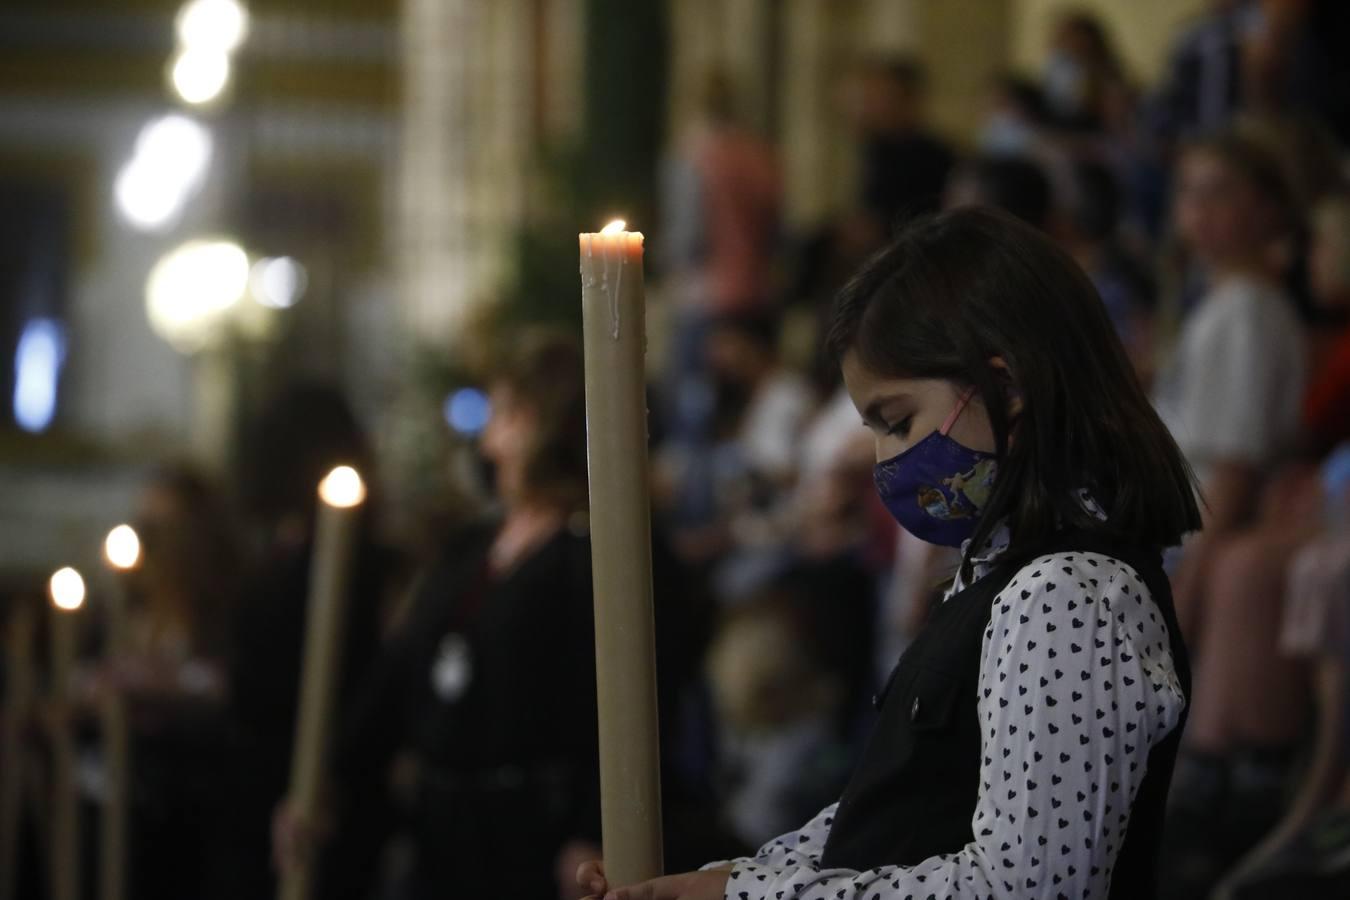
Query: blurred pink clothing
693 128 781 312
1281 533 1350 660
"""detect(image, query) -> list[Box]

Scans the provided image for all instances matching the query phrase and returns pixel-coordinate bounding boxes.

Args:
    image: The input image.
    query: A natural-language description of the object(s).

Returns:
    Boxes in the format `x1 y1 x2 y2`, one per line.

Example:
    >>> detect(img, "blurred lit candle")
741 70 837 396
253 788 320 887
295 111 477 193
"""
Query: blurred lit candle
578 219 664 886
279 466 366 900
100 525 140 900
48 567 85 900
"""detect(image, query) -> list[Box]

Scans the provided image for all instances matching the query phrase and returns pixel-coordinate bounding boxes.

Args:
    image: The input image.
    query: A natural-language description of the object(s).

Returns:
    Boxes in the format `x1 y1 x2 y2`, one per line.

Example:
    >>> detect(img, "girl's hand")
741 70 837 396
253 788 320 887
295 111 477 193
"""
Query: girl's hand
558 843 603 900
271 797 332 873
595 869 731 900
575 859 608 898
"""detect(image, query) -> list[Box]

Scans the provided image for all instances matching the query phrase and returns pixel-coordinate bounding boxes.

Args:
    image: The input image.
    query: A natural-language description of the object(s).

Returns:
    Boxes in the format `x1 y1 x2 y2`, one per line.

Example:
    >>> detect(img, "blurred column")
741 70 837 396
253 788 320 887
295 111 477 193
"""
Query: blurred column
918 0 1012 142
539 0 586 146
668 0 772 136
398 0 534 343
190 347 237 474
667 0 721 136
778 0 841 229
857 0 920 55
722 0 772 134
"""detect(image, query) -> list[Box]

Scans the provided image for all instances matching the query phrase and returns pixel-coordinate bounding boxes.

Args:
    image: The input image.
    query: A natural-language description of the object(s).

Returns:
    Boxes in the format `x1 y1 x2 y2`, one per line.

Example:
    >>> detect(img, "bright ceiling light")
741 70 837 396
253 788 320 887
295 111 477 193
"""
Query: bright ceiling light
171 47 231 106
114 115 212 230
146 239 250 353
250 257 307 309
177 0 249 54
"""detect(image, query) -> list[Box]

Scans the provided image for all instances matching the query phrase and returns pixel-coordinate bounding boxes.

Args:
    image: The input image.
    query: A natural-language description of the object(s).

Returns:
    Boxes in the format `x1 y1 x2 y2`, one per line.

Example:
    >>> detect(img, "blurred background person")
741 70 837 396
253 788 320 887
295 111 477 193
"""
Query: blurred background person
1060 158 1160 379
273 334 602 900
210 383 401 900
659 69 782 448
1041 8 1135 137
95 464 240 900
1155 131 1307 638
704 584 851 850
848 57 955 240
274 332 718 899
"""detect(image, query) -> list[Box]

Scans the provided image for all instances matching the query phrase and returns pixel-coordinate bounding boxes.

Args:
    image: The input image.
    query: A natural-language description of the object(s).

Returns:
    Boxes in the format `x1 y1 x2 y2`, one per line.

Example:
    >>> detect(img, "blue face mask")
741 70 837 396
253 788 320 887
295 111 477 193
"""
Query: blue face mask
873 390 999 547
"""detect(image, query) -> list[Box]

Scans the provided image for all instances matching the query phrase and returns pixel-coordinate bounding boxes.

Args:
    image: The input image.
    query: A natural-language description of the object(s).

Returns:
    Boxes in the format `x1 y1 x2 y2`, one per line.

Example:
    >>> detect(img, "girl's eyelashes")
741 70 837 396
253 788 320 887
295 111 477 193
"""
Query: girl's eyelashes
885 415 914 438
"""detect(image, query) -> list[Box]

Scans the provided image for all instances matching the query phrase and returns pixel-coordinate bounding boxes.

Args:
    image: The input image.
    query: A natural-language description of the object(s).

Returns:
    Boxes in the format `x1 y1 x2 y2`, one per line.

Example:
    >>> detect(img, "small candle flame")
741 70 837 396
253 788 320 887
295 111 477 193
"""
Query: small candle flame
318 465 367 509
49 567 86 611
105 524 142 571
600 219 626 235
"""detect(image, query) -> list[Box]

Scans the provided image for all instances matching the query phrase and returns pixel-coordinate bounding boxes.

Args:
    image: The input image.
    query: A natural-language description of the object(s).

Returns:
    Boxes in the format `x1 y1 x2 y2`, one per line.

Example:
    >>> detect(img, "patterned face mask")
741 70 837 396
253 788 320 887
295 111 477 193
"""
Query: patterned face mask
873 390 999 547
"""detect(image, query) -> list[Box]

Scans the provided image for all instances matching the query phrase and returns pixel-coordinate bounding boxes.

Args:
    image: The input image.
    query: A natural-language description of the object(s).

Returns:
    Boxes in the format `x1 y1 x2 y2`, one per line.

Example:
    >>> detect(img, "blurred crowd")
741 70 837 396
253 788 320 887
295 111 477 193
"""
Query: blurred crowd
6 1 1350 899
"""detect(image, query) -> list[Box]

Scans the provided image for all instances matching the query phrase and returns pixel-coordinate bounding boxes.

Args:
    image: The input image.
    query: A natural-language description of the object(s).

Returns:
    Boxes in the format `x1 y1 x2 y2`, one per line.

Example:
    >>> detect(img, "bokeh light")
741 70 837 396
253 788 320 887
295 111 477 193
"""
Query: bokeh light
171 47 231 106
104 525 142 571
318 466 367 508
250 257 308 309
146 239 250 353
443 388 492 436
177 0 249 54
12 319 66 433
49 567 86 612
114 115 212 231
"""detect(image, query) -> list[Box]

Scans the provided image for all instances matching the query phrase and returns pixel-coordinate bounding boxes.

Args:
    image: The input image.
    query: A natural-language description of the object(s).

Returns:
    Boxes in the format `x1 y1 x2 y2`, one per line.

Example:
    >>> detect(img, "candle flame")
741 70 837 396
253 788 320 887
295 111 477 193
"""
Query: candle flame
49 567 86 612
105 524 142 571
318 465 367 509
600 219 626 235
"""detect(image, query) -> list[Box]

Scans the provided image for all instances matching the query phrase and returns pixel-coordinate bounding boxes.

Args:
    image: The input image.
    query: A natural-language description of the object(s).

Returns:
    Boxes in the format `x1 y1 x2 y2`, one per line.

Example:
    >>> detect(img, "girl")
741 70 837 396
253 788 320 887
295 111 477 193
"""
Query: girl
579 207 1200 900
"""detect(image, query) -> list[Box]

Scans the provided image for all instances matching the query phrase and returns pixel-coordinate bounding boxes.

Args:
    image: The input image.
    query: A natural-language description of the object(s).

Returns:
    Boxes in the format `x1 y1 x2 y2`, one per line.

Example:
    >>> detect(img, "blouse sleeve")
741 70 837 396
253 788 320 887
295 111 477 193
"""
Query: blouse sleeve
714 553 1186 900
700 803 840 873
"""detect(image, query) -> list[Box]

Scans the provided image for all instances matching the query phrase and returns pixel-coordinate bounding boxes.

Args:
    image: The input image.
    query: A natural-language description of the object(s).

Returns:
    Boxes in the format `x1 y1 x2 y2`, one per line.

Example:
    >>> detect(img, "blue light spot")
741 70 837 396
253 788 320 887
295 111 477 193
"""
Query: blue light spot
444 388 491 436
13 319 65 433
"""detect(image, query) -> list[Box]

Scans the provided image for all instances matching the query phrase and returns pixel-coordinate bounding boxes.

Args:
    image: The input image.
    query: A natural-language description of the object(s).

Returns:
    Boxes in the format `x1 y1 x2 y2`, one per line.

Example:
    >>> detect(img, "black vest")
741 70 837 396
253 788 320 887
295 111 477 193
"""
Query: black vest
819 532 1191 899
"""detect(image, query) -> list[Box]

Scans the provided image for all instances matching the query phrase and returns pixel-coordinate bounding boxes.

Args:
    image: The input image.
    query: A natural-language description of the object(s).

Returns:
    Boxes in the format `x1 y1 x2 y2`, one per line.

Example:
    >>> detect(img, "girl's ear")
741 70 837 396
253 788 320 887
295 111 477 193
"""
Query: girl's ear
988 356 1024 419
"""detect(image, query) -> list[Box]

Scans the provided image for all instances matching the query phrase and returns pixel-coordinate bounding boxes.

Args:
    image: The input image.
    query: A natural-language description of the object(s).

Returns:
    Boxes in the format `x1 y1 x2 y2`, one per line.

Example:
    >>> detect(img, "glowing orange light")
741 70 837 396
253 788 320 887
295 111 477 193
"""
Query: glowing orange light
318 465 366 509
49 567 86 612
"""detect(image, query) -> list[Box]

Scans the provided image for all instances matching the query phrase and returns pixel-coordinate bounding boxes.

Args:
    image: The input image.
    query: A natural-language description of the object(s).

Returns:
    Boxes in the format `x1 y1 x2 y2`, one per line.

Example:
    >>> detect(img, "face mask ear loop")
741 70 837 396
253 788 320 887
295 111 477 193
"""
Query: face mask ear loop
939 389 977 437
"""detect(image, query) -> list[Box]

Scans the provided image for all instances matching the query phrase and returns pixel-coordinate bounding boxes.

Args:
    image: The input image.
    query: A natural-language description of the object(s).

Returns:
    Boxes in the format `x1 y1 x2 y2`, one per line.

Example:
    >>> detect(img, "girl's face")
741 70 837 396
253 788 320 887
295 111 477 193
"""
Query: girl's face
1174 150 1273 266
841 350 999 462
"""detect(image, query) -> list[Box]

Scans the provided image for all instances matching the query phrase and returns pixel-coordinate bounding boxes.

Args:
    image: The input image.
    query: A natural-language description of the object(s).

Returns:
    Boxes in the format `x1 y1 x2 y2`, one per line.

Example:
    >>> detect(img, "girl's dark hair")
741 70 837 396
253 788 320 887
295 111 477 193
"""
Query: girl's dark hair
827 207 1201 561
491 329 589 512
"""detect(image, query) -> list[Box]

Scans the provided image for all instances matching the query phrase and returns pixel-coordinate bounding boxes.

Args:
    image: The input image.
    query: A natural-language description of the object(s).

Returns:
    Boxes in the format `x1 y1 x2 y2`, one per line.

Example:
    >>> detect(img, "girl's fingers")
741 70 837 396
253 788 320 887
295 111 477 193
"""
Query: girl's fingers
576 859 607 894
605 875 678 900
606 870 729 900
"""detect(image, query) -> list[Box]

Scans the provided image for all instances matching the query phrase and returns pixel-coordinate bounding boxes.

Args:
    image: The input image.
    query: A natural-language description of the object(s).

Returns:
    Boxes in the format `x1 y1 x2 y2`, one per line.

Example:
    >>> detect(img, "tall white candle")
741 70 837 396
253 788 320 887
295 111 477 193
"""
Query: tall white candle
48 567 85 900
279 466 366 900
100 525 140 900
578 219 664 887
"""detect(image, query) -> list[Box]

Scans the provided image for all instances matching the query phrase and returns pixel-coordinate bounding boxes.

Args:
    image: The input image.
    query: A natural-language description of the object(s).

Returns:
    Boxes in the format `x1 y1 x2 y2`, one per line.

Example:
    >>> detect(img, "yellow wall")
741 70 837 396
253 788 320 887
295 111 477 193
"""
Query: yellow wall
1009 0 1209 86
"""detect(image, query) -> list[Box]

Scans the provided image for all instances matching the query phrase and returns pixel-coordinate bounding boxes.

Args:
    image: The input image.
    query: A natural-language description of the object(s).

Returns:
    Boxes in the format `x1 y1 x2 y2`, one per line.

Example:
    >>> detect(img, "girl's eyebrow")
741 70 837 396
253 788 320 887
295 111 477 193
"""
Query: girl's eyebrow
861 393 911 427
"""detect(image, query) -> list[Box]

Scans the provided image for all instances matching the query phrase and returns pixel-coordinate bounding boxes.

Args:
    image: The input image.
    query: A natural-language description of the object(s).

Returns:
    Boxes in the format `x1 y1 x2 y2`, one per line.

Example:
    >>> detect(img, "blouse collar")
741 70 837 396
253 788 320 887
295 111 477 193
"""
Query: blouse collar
946 489 1107 598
